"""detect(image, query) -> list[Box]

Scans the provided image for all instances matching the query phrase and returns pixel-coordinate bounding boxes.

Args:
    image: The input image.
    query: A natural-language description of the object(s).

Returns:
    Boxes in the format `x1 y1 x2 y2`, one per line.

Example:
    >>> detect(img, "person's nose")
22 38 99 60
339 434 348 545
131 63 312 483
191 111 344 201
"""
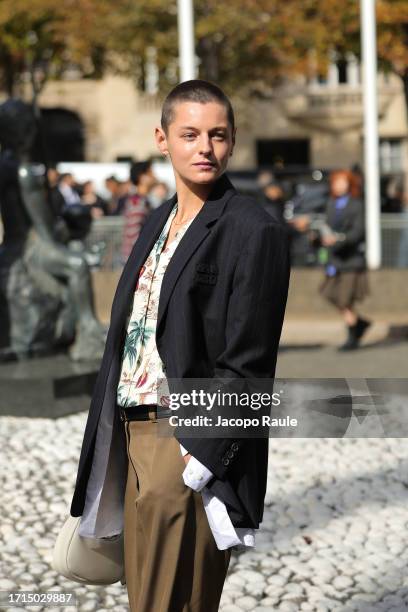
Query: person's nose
198 134 213 155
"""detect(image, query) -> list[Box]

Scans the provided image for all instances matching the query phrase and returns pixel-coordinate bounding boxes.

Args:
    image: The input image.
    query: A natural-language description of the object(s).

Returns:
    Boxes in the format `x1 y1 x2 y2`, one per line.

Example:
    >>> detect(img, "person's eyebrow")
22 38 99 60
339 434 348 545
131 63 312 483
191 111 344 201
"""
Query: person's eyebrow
178 125 228 131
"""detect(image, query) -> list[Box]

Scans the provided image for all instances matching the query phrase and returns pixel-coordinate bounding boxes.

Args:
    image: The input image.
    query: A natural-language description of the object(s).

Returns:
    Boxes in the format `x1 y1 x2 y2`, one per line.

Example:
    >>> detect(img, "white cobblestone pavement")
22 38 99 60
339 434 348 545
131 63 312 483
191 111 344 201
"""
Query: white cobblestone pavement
1 414 408 612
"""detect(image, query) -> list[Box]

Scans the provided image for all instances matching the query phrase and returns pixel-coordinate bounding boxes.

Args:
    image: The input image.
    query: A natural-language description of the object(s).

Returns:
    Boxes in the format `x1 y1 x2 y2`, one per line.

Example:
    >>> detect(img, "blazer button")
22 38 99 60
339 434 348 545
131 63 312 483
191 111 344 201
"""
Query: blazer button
227 450 234 458
222 458 230 466
231 442 239 451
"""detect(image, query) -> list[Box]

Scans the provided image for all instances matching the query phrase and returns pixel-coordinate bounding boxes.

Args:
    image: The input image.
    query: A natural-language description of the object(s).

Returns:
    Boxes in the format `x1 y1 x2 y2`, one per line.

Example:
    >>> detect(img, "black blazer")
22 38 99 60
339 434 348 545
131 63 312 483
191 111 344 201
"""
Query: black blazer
325 196 366 272
70 172 291 529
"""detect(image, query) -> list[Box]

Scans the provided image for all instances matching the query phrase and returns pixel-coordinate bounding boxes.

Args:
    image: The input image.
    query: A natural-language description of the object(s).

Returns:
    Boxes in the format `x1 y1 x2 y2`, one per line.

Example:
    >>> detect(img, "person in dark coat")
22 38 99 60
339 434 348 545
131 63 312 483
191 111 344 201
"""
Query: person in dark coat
69 79 291 611
319 169 372 350
258 178 286 225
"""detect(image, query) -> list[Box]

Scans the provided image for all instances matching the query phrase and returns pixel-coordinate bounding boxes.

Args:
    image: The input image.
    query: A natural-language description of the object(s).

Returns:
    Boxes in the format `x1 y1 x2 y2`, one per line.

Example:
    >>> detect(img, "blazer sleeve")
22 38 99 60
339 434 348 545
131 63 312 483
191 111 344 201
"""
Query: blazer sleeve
174 221 291 480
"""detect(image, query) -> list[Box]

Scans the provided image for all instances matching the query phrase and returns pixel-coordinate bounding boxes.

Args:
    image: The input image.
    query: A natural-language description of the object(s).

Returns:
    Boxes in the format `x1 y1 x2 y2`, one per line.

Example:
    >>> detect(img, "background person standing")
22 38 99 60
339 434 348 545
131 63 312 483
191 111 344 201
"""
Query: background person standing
121 161 155 264
258 178 286 225
319 169 371 350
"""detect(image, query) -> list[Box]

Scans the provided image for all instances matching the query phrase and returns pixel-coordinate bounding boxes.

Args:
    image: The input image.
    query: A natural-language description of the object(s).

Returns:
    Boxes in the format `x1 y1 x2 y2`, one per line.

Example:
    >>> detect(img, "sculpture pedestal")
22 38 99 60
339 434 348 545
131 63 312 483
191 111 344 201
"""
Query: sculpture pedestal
0 354 100 417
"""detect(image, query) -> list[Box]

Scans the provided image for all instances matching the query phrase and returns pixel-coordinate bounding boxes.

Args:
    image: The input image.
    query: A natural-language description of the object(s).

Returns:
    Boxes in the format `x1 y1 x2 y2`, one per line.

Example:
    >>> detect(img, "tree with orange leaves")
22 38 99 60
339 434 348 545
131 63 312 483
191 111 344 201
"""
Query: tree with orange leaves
0 0 407 110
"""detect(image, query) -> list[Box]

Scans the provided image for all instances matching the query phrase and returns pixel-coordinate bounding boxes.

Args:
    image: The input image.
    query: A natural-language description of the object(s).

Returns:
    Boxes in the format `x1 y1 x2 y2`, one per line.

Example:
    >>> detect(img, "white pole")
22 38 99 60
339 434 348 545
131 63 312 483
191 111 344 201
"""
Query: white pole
177 0 196 82
360 0 381 268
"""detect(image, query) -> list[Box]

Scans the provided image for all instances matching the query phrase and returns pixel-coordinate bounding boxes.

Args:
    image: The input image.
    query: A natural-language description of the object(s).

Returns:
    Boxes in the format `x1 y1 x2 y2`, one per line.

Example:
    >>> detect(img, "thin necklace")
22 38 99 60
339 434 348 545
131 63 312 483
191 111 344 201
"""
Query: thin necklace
172 200 202 225
173 216 196 225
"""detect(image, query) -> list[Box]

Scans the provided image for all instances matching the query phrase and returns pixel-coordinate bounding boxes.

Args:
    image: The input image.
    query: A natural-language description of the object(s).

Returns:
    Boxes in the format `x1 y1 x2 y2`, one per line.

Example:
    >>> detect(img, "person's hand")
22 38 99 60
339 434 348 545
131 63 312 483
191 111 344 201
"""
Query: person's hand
322 235 337 246
183 453 192 465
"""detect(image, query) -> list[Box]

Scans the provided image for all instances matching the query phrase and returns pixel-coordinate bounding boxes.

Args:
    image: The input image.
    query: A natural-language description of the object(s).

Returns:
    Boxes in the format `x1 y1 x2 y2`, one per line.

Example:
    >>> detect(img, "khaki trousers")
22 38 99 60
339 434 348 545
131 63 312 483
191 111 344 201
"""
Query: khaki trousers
123 410 231 612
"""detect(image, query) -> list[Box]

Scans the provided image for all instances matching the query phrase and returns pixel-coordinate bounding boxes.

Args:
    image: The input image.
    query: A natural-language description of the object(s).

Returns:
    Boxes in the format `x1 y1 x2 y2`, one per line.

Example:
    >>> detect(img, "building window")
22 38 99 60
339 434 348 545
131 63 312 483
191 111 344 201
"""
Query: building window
256 139 310 167
380 139 403 173
337 59 348 84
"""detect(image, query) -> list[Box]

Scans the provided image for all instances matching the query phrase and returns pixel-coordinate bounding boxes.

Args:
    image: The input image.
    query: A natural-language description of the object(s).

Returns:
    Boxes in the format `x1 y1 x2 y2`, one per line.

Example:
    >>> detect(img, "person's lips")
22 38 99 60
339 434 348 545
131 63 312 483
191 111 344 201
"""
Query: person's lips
193 161 216 168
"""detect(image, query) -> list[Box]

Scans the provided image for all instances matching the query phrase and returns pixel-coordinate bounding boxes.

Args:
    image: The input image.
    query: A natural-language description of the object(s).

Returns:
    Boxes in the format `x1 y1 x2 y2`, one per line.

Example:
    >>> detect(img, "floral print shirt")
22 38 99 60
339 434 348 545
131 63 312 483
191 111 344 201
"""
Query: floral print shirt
117 201 195 407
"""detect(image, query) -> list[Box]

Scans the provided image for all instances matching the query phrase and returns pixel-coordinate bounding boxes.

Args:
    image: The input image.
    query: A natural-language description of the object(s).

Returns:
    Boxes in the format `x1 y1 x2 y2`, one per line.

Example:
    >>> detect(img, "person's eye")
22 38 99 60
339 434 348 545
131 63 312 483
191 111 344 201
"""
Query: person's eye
213 133 226 140
182 133 195 140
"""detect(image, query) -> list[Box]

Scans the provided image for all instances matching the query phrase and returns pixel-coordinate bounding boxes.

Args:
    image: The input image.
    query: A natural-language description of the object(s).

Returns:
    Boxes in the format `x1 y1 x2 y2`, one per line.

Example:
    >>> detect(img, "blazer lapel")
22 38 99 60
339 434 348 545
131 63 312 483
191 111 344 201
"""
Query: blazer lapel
156 172 237 337
111 195 176 344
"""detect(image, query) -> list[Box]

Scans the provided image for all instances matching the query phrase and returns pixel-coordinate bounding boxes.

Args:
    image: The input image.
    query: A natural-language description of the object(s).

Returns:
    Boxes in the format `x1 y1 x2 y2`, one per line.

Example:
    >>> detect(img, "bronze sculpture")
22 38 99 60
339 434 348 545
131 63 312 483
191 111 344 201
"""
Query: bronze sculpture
0 99 106 361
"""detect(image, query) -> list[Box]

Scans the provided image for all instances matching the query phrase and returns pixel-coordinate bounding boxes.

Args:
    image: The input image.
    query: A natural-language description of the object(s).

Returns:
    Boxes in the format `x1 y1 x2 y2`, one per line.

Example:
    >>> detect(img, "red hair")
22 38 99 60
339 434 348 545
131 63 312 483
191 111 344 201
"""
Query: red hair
329 170 361 198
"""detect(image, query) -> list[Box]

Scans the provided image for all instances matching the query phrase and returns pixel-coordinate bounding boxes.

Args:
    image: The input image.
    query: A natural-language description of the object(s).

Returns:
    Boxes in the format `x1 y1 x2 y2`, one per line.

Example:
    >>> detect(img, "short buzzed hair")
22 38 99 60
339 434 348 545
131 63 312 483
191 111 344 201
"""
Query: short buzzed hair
161 79 235 136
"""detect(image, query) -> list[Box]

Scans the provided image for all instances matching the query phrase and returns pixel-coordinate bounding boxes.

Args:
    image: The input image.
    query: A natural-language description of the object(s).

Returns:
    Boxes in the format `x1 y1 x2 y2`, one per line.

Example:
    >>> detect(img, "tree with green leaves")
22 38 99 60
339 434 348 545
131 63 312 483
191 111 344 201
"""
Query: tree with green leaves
0 0 127 94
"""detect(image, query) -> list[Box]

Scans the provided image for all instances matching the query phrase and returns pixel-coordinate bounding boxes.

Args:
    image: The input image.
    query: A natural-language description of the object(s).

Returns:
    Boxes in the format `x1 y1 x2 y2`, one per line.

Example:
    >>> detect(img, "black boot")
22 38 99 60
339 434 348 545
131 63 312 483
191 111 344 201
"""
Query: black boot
338 324 359 351
354 316 372 340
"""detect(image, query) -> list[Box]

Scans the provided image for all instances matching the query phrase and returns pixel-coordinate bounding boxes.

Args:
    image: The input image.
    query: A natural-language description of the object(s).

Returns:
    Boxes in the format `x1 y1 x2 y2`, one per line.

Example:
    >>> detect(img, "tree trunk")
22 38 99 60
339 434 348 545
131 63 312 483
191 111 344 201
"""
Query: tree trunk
400 69 408 207
198 35 219 82
0 47 16 96
401 69 408 128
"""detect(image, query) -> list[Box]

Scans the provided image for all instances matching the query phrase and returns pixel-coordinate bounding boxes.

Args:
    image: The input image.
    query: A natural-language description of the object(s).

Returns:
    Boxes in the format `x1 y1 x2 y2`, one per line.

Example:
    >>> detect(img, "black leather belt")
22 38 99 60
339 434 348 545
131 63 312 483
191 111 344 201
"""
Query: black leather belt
118 404 172 422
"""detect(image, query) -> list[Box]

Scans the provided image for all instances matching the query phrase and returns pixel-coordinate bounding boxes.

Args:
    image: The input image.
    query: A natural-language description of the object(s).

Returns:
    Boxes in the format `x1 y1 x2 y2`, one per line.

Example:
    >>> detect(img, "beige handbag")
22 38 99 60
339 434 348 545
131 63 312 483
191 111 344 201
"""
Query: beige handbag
52 515 126 585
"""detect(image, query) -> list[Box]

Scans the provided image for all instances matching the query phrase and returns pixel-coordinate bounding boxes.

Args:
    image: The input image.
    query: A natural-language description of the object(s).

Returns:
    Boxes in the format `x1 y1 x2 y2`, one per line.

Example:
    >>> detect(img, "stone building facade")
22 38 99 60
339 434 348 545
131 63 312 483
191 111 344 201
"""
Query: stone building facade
4 55 408 176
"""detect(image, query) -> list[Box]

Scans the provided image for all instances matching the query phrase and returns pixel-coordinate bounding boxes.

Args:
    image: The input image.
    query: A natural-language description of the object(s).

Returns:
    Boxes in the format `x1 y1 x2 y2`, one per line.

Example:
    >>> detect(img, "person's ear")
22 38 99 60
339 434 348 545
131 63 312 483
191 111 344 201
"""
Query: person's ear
155 126 168 157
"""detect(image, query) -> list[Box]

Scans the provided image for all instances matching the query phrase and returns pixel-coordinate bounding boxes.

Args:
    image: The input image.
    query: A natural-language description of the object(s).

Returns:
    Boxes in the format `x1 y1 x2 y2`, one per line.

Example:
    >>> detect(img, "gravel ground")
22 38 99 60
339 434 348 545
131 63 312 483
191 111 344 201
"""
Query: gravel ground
1 413 408 612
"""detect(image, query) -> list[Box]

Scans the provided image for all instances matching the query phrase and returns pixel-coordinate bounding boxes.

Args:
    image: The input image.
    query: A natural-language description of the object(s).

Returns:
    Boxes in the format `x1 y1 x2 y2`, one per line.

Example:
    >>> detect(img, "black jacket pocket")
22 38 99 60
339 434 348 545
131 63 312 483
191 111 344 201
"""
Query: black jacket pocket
195 262 218 285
